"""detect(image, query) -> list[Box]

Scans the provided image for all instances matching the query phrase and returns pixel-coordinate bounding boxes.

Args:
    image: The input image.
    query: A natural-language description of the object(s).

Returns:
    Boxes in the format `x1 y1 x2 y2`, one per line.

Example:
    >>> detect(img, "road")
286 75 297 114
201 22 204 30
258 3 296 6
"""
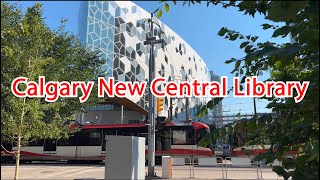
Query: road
1 162 285 180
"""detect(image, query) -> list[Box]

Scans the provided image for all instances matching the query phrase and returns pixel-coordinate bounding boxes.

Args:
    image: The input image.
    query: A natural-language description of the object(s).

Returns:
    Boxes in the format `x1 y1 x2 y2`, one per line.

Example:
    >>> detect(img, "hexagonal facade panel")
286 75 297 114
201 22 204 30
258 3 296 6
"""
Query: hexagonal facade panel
79 1 211 122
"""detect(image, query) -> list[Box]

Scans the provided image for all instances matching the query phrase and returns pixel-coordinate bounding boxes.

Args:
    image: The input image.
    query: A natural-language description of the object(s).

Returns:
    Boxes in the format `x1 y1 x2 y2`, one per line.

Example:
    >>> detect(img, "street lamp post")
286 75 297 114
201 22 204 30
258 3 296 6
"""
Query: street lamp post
143 13 166 177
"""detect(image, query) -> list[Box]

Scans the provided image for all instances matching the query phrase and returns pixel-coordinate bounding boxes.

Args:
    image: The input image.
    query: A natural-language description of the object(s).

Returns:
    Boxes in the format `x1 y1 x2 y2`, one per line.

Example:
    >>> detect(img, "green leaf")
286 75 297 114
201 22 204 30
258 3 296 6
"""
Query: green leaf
164 3 170 13
245 45 253 53
230 34 239 41
220 128 227 137
218 27 228 36
262 23 272 30
213 130 220 139
197 132 212 147
228 126 233 135
251 36 258 42
240 76 246 83
157 9 163 18
225 58 237 64
266 1 308 22
275 61 282 68
173 1 176 5
235 60 241 69
240 42 250 49
272 26 290 38
272 166 290 179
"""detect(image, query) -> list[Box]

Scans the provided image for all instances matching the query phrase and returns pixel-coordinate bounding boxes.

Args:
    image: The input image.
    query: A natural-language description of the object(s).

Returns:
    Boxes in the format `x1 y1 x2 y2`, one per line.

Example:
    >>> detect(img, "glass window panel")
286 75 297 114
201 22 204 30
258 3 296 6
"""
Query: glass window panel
103 2 108 11
115 7 120 17
94 40 100 47
132 6 136 13
101 29 107 36
89 24 94 33
172 130 186 145
96 1 102 10
28 139 44 146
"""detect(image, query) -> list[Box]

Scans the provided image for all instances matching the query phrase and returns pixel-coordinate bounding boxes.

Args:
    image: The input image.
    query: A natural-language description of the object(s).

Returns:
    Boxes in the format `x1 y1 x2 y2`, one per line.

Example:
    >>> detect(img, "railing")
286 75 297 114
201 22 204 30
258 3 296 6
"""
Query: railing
197 156 225 179
186 156 194 178
256 160 262 179
172 156 194 178
224 157 263 179
217 157 225 179
172 156 269 179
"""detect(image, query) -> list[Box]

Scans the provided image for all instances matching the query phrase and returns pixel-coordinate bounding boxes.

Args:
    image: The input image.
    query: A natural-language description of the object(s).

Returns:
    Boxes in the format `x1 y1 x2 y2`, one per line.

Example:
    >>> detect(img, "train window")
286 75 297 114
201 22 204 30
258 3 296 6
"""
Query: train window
28 139 44 146
170 127 194 145
196 128 209 143
117 127 145 136
57 138 67 146
76 129 101 146
186 128 195 144
89 132 101 145
102 129 116 151
43 139 57 151
57 135 76 146
172 130 186 145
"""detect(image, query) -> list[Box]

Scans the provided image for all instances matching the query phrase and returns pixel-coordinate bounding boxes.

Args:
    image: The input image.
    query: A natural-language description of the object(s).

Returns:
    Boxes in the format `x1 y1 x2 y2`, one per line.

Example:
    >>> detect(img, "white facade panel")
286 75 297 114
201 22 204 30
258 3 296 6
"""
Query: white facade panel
79 1 212 123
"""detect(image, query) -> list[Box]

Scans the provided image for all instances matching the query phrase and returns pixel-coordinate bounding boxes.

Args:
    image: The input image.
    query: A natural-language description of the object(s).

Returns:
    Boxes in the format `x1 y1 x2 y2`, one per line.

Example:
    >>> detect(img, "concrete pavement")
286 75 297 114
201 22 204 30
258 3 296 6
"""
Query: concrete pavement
1 162 285 180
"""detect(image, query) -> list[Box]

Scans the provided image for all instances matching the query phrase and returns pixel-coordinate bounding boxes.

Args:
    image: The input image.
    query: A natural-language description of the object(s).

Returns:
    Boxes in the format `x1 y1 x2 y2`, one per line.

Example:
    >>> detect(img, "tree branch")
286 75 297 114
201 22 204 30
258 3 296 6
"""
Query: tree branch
1 144 16 155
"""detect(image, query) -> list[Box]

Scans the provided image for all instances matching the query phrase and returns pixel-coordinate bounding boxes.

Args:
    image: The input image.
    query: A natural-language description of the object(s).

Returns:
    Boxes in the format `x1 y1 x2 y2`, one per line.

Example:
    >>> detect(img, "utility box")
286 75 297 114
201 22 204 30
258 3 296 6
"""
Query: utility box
105 135 145 180
162 156 172 178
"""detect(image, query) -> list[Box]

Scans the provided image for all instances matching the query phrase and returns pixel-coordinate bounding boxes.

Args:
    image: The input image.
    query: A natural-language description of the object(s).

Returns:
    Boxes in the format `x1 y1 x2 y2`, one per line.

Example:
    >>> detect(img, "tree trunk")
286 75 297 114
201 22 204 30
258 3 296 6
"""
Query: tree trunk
14 136 21 180
14 97 26 180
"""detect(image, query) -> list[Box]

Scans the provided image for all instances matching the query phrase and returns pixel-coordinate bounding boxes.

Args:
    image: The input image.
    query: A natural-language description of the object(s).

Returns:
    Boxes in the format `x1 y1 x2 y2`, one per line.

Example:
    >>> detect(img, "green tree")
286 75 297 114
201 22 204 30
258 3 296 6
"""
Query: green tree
1 3 105 179
156 1 319 179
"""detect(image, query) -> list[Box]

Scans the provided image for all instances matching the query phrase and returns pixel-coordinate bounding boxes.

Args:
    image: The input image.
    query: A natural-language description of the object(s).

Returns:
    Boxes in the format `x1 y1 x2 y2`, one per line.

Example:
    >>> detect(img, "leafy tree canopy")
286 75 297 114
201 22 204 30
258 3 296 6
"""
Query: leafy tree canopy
1 2 105 145
156 1 319 179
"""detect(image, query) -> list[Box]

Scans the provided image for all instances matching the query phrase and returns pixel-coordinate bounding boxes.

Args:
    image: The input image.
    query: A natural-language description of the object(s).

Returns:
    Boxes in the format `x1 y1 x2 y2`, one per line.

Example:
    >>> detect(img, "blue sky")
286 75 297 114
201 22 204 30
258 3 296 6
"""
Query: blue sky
11 1 289 115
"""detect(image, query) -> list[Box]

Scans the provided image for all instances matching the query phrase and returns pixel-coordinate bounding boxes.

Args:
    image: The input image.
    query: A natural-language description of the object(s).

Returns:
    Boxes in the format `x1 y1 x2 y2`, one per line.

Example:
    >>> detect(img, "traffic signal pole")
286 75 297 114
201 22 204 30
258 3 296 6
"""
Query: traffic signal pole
147 13 156 177
143 13 166 177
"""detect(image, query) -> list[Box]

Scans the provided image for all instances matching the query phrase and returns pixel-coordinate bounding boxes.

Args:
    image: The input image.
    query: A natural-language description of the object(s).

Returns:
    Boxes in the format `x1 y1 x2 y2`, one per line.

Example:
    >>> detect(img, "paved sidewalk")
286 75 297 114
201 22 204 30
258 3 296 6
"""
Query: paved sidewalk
2 163 285 180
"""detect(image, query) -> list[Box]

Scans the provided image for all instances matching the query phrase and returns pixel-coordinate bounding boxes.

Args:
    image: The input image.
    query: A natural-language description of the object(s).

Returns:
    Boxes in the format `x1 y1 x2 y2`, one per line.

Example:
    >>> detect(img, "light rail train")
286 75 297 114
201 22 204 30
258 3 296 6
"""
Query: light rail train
2 121 212 164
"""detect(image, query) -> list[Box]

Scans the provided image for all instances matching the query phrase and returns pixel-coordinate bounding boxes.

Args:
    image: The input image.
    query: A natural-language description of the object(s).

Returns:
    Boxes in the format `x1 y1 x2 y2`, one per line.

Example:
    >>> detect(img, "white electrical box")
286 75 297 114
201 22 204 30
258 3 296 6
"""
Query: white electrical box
105 135 145 180
162 156 172 178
